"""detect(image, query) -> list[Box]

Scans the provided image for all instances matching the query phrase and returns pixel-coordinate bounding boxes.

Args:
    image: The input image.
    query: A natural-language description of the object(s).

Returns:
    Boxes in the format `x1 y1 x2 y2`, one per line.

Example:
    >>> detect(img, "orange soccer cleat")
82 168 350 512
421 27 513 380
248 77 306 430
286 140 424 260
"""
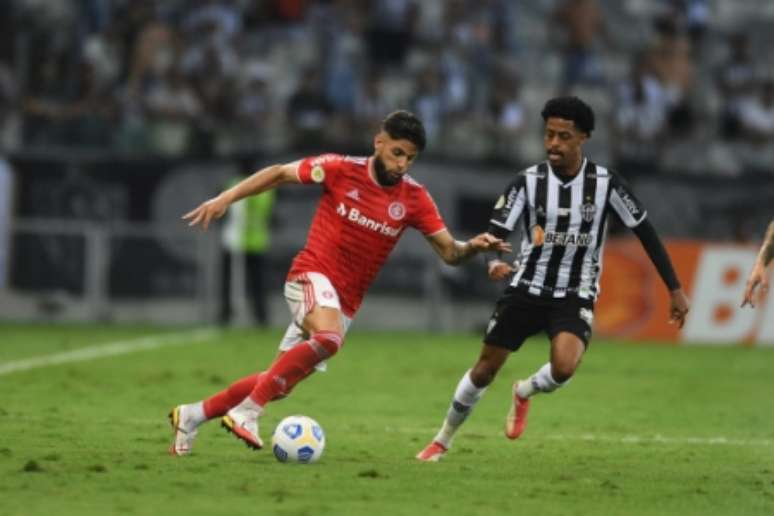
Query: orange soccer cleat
415 441 448 462
505 381 531 440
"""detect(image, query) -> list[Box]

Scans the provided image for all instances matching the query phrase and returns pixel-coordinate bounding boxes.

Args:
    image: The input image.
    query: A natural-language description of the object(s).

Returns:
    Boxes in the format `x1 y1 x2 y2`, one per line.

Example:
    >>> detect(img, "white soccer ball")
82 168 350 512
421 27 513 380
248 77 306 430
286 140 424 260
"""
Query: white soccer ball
271 415 326 464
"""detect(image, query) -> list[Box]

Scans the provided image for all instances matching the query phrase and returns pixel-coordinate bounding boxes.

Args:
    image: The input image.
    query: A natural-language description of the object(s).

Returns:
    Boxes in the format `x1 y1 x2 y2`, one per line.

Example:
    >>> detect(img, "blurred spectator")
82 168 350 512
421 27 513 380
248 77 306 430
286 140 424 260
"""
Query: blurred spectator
648 12 696 137
485 65 526 162
0 61 21 152
352 69 392 140
143 64 202 156
611 53 669 176
286 67 333 150
715 32 756 139
663 0 710 46
552 0 608 90
125 1 177 99
182 0 242 43
738 80 774 144
365 0 419 67
412 65 445 146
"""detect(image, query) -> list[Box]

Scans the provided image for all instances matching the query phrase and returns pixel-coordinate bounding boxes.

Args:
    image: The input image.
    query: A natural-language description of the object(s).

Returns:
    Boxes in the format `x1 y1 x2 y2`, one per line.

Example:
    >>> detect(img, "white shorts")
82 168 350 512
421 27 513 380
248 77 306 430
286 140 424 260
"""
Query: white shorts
279 272 352 371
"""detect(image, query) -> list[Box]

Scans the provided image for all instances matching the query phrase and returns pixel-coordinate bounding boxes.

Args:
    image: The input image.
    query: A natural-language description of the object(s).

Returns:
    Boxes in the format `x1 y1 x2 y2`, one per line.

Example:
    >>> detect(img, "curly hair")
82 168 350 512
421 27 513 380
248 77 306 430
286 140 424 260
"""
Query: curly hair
541 96 595 136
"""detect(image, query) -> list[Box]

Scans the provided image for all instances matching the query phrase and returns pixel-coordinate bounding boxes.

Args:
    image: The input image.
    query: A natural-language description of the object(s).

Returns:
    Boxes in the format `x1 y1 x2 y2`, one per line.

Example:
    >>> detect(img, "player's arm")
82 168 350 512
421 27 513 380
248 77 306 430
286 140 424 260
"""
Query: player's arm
426 229 512 266
183 161 302 230
742 220 774 308
610 172 689 327
483 173 527 280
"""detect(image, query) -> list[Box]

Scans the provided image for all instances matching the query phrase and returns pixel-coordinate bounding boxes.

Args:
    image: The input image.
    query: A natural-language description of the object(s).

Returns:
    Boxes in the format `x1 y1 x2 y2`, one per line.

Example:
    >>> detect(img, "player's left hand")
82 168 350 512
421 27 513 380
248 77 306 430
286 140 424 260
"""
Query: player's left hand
668 288 690 329
469 233 512 254
741 261 769 308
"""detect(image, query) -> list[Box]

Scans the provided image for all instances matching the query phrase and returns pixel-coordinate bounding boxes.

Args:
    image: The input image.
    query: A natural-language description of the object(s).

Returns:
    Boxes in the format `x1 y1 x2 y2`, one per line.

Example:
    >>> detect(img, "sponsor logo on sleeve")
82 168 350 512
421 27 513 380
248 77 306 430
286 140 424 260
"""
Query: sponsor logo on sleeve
616 187 640 216
310 165 325 183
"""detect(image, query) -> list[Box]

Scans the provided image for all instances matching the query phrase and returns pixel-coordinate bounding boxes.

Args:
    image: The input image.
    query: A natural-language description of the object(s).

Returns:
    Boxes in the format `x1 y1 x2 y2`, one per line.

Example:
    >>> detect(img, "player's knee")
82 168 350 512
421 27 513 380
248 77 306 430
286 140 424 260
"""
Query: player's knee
552 362 577 383
310 331 343 358
470 362 499 387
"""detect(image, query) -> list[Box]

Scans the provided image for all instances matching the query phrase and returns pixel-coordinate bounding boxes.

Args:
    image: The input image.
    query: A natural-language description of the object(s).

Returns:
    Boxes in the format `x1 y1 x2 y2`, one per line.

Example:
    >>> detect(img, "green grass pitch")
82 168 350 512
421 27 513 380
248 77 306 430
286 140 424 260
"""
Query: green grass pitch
0 323 773 516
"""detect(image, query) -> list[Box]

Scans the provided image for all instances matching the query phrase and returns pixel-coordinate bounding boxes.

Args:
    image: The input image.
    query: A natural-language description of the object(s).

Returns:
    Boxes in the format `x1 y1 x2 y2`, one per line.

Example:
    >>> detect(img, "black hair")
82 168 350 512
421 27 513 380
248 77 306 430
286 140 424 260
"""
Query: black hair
381 110 427 151
541 96 595 136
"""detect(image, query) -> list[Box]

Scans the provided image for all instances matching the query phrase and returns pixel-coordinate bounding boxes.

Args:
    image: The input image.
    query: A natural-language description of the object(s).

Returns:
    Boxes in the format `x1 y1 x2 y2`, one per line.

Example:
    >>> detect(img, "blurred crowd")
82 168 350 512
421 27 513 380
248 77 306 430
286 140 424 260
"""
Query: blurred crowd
0 0 773 174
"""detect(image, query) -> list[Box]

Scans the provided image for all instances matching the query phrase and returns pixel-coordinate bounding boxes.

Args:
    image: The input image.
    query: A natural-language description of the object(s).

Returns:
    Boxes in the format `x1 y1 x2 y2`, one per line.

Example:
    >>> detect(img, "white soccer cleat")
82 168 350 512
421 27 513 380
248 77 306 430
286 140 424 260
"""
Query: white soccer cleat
168 405 199 456
222 405 264 450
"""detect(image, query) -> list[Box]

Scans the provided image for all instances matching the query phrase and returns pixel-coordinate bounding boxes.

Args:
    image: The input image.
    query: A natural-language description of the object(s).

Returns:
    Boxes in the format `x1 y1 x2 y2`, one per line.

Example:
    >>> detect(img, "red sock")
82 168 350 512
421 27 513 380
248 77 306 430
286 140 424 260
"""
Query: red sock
203 372 263 418
249 331 342 406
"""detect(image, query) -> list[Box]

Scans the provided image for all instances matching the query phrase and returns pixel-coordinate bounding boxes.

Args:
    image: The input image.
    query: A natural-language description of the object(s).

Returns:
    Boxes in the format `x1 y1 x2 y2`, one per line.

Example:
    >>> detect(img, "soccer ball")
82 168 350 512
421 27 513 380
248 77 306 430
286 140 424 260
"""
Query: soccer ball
271 415 326 464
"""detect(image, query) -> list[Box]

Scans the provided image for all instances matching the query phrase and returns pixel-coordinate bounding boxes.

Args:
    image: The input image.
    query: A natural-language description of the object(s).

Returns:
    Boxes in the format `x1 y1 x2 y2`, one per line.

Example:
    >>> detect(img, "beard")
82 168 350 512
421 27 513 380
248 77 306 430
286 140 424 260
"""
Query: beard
374 156 401 186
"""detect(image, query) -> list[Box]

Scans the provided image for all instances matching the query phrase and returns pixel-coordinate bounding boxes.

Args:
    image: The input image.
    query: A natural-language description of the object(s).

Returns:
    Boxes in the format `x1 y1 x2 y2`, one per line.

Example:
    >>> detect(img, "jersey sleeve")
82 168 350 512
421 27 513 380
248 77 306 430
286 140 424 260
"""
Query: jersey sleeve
297 153 344 189
489 172 527 236
608 171 648 228
412 188 447 236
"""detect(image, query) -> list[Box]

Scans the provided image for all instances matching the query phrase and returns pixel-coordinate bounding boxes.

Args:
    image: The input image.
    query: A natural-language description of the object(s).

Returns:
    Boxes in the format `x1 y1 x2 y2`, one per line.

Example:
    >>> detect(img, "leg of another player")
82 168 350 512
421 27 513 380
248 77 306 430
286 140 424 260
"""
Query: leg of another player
507 332 585 440
518 332 584 398
417 344 509 461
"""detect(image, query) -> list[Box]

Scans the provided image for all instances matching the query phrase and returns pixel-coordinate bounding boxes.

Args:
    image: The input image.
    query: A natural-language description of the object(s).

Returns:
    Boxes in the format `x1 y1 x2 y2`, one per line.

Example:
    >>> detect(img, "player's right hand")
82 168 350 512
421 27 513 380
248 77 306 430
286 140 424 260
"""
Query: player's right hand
487 259 514 281
182 195 230 230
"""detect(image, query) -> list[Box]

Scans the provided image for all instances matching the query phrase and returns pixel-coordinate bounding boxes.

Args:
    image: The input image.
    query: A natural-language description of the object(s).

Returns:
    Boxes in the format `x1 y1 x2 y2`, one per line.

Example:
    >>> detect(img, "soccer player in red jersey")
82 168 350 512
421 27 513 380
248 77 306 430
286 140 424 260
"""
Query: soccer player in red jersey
169 111 511 455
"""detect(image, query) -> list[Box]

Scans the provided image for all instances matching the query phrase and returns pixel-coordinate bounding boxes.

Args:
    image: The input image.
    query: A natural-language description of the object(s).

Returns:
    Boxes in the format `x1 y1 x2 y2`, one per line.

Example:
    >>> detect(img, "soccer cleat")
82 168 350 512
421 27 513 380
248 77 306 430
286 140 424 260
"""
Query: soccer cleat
416 441 448 462
168 405 199 456
221 407 264 450
505 381 531 440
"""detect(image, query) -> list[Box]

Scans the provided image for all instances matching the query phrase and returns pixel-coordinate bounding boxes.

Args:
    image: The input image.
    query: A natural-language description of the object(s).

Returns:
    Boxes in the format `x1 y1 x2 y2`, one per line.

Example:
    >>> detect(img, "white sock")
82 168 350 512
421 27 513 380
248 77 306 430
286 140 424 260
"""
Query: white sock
184 401 207 428
434 370 487 448
233 396 264 417
516 362 564 399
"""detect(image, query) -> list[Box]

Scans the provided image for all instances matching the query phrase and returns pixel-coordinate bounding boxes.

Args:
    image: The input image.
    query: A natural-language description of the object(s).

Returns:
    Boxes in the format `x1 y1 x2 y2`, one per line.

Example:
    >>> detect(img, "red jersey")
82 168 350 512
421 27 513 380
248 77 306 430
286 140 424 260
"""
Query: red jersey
287 153 447 316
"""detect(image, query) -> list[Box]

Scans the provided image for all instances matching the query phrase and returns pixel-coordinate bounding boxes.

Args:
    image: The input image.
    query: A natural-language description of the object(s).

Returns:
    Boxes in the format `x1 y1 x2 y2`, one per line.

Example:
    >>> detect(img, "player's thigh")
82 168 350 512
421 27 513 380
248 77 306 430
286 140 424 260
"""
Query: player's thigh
483 288 547 352
284 272 344 334
546 296 595 357
549 332 586 377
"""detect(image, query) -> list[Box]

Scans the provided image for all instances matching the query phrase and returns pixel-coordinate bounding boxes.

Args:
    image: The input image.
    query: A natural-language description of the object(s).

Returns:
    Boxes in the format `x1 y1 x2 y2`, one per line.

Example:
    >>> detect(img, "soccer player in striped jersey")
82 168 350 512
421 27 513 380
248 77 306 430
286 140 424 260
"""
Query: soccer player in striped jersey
169 110 511 455
741 220 774 308
417 96 690 462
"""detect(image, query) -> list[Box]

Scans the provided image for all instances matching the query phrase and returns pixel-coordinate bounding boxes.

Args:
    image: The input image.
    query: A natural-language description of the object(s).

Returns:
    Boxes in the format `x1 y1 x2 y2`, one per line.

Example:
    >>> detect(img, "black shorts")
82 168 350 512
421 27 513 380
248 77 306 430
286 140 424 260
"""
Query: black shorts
483 287 595 351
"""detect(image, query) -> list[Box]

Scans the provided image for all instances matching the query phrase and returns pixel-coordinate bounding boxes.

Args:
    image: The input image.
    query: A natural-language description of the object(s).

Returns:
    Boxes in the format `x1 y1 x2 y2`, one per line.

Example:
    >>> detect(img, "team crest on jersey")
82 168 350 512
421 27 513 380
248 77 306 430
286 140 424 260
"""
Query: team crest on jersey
579 203 596 223
388 202 406 221
311 165 325 183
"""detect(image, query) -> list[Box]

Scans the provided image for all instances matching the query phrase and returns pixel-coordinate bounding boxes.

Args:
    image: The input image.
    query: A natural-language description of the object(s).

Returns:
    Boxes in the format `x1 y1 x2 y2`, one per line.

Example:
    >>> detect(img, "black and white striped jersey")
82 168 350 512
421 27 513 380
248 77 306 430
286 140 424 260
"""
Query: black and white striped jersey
488 159 647 300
